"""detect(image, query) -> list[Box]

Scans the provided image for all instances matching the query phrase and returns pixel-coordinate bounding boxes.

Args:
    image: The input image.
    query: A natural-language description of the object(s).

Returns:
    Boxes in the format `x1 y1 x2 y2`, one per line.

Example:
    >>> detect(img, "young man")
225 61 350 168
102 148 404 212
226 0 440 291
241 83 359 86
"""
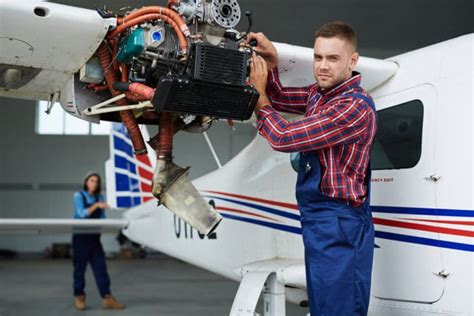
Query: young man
248 22 378 315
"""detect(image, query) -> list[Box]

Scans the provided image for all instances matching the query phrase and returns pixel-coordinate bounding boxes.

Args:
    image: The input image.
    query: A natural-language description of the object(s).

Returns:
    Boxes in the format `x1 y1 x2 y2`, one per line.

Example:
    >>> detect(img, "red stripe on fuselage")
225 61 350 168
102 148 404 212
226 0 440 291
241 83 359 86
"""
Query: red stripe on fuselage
204 190 299 211
373 218 474 237
216 206 281 222
403 218 474 226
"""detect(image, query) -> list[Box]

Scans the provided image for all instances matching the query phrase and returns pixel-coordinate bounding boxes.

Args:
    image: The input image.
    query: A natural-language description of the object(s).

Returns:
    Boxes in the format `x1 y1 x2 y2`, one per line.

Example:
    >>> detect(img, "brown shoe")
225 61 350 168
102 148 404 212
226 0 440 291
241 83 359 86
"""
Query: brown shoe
75 295 86 310
102 294 126 310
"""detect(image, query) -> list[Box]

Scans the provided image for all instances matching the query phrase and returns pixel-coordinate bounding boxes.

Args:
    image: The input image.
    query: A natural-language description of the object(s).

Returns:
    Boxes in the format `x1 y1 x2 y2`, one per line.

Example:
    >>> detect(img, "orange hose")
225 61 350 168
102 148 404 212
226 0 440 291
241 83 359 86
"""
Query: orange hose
108 13 188 54
121 64 146 102
123 82 155 102
157 112 174 160
119 6 190 37
128 83 156 100
96 42 147 155
124 92 149 102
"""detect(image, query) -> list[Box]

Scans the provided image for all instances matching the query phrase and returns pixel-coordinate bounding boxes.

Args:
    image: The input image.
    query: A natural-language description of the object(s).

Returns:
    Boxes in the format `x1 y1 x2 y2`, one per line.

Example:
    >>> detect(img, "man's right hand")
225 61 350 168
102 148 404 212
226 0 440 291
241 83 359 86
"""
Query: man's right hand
246 32 278 69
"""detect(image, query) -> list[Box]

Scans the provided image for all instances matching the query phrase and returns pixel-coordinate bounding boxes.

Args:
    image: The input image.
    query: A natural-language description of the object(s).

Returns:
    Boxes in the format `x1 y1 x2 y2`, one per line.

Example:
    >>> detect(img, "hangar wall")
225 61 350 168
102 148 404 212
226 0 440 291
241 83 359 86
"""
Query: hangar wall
54 0 474 59
0 98 257 253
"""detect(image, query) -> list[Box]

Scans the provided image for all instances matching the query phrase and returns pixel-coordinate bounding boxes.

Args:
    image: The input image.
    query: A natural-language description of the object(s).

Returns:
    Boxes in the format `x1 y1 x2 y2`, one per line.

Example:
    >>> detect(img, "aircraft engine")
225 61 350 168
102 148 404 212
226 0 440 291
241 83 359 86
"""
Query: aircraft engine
77 0 259 235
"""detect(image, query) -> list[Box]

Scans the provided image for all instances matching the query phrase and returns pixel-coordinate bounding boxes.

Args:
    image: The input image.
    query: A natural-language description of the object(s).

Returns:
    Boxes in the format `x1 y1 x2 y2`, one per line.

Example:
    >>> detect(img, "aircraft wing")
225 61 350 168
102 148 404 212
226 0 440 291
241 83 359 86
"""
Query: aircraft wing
0 1 115 122
274 42 399 90
239 42 399 124
0 218 128 234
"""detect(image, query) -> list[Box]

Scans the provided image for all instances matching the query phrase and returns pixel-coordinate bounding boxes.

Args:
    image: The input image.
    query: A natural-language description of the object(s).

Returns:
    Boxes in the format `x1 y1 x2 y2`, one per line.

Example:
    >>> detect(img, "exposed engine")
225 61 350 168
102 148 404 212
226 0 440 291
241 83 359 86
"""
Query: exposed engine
80 0 259 235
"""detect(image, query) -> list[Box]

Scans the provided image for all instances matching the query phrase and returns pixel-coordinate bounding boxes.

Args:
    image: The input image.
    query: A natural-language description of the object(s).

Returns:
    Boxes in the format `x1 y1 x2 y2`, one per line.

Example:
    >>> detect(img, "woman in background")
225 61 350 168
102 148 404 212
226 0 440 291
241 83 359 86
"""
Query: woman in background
72 173 125 311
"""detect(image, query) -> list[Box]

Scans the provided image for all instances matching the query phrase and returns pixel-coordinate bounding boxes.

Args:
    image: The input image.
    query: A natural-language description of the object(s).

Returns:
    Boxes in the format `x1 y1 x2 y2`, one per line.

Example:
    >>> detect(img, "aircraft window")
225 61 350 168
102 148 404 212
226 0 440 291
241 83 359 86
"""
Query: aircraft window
371 100 423 170
36 101 111 135
288 100 424 172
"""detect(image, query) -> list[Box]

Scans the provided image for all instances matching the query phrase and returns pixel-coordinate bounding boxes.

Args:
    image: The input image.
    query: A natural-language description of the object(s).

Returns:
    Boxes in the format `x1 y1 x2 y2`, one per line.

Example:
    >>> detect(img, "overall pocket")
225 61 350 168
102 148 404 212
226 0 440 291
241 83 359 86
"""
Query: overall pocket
336 214 364 248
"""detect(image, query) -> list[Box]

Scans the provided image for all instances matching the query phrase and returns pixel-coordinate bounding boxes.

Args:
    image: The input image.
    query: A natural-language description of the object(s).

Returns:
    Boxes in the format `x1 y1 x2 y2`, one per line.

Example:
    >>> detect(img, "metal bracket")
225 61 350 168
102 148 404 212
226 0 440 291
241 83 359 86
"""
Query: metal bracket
83 94 153 116
45 92 59 114
230 271 286 316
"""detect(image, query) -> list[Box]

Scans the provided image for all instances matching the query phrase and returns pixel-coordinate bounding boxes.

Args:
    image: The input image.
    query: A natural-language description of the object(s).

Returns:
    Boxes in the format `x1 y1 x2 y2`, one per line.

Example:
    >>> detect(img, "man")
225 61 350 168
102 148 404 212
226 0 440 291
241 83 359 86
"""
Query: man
248 22 378 316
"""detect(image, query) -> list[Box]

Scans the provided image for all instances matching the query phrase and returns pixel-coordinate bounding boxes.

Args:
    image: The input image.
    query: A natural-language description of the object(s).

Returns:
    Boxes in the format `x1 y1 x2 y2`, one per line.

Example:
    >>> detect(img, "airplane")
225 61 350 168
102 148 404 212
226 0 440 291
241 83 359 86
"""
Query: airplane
0 0 473 315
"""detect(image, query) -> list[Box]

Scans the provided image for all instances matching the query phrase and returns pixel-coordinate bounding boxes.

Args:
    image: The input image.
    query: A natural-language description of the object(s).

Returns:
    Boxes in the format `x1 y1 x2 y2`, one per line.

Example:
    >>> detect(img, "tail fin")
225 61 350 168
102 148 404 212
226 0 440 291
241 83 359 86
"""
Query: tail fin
105 123 156 209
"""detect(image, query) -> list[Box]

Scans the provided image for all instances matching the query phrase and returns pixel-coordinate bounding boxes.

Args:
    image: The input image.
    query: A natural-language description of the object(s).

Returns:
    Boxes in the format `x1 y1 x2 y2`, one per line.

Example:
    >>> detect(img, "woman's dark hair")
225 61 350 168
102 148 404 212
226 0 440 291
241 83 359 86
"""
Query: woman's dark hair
83 173 101 195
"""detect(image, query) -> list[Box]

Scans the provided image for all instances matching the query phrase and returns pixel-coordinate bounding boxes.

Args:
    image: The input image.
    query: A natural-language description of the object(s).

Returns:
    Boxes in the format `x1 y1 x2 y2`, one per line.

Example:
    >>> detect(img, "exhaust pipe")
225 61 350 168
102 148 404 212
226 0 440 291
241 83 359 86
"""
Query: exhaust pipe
152 113 222 235
152 159 222 235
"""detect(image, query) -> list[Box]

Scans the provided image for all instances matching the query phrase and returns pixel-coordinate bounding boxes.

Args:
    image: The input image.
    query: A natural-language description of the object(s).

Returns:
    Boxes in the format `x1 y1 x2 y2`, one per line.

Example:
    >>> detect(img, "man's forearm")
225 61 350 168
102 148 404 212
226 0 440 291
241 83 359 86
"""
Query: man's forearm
254 95 272 113
265 68 310 115
255 99 371 153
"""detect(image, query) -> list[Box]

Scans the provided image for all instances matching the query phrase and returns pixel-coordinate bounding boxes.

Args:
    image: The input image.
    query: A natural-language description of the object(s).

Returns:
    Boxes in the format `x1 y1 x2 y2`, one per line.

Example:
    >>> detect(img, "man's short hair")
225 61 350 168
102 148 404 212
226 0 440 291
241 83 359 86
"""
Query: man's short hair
314 21 357 51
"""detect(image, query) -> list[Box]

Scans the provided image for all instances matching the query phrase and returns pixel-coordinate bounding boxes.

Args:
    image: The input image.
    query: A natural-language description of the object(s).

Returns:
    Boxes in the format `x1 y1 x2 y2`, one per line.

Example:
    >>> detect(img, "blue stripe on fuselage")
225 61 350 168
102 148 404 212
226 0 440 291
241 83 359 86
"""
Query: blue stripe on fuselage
374 231 474 252
371 206 474 217
204 195 301 221
211 196 473 252
221 213 302 235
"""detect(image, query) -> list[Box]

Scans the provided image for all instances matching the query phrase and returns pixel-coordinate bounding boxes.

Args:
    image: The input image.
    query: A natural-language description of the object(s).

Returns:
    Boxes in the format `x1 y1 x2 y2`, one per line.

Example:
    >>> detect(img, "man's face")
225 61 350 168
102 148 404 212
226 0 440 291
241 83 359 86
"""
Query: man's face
313 36 359 90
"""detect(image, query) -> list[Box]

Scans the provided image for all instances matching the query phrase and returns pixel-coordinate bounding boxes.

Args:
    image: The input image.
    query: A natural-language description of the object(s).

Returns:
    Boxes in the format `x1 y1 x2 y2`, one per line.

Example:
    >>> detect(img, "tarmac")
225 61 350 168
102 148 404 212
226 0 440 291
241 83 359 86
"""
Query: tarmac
0 253 308 316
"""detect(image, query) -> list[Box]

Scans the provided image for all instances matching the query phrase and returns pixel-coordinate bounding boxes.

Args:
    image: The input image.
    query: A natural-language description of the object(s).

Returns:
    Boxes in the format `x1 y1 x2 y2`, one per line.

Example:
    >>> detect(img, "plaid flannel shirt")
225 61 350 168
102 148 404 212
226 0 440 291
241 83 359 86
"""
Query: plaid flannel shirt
256 68 377 207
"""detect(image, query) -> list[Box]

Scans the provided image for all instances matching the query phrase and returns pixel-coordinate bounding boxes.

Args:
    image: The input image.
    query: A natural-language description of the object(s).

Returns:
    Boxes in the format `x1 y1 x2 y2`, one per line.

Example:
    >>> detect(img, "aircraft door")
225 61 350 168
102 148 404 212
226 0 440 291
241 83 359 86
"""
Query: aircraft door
370 84 444 303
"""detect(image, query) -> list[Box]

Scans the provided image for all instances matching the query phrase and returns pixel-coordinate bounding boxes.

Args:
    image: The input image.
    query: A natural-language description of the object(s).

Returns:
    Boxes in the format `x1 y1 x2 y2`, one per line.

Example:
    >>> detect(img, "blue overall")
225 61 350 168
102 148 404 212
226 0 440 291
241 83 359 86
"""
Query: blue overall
297 94 376 316
72 191 111 298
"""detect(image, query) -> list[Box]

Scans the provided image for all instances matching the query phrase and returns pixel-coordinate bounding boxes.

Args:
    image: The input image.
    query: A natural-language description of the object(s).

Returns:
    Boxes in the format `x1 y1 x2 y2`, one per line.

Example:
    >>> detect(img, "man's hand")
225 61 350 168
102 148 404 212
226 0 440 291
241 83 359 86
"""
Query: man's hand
249 52 271 111
246 32 278 69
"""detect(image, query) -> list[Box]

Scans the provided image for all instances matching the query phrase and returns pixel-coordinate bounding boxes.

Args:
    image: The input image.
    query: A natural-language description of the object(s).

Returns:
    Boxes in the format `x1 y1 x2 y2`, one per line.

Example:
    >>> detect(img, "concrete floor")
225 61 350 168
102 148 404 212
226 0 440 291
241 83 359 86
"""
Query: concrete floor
0 254 308 316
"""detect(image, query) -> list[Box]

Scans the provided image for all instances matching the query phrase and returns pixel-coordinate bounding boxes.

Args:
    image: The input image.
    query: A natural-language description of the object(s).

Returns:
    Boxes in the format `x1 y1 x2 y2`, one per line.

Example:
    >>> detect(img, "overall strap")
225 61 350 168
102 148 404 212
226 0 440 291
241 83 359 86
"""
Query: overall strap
342 92 378 204
80 191 102 219
342 92 378 125
79 191 99 207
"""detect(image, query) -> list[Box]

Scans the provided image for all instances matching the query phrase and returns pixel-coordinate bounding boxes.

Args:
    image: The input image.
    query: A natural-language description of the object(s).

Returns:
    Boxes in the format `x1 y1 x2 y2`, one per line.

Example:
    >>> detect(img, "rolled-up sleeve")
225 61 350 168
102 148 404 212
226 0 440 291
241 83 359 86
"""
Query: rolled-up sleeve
266 67 313 115
256 97 371 153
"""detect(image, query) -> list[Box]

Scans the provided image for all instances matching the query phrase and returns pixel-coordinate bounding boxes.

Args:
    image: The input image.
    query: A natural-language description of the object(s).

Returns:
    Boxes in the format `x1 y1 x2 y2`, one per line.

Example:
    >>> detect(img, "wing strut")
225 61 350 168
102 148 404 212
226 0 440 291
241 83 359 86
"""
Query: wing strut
230 271 286 316
203 131 222 169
